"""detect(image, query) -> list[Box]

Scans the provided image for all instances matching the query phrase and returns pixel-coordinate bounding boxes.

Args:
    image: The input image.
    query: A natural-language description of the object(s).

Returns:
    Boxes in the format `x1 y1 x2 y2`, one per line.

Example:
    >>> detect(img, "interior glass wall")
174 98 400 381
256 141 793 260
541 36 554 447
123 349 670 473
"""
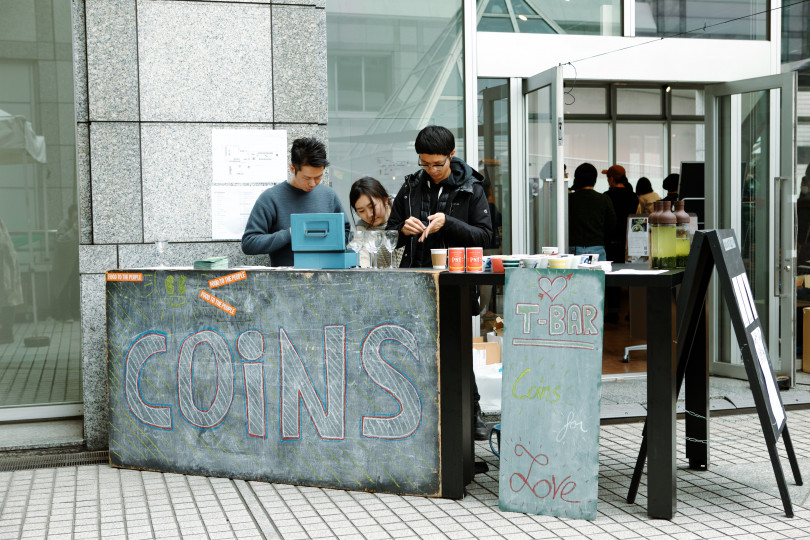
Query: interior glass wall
636 0 768 40
0 1 81 408
477 0 621 36
326 1 464 216
477 79 510 255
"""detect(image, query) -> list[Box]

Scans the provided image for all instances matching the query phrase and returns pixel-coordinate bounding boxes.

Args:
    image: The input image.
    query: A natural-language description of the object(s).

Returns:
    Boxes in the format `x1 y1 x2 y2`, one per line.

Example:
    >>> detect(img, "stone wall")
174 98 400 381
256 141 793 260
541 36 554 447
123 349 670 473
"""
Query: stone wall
72 0 327 449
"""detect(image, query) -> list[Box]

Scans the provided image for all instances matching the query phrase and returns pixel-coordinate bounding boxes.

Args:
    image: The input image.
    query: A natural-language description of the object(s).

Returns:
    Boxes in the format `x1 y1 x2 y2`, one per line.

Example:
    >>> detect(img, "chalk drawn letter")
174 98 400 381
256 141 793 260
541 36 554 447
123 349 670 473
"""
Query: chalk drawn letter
360 323 422 439
177 329 234 429
549 305 566 335
280 325 346 440
124 332 172 430
515 303 540 334
237 330 266 438
582 305 599 335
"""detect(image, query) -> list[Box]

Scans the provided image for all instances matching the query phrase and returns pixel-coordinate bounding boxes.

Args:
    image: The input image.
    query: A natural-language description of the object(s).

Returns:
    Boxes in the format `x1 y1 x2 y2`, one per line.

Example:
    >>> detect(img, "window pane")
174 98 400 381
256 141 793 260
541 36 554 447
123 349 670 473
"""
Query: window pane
636 0 767 40
478 79 510 255
671 123 705 176
563 86 607 115
564 123 610 193
671 89 705 116
477 0 621 36
327 1 464 209
616 123 665 191
617 87 662 116
0 13 81 407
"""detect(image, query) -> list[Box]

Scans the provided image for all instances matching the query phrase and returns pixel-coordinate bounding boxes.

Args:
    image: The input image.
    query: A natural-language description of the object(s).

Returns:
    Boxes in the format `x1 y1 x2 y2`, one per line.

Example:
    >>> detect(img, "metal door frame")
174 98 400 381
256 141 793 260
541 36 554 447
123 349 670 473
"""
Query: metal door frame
705 72 796 379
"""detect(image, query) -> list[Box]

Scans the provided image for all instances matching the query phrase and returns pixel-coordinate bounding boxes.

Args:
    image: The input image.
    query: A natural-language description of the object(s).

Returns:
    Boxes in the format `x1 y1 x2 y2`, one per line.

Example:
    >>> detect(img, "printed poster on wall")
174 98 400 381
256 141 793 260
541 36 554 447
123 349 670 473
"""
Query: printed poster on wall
212 128 287 184
499 268 604 520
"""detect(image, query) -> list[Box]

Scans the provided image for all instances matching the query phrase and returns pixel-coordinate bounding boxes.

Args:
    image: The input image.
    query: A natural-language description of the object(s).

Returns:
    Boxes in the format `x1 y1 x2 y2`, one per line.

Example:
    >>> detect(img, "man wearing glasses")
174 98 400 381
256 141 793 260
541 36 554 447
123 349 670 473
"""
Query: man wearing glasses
387 125 492 269
387 125 493 443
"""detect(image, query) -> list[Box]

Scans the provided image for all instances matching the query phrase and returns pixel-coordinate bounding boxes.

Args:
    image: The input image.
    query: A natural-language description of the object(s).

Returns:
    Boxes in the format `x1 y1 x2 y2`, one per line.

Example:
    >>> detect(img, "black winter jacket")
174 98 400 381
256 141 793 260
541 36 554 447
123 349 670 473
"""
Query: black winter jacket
387 158 493 268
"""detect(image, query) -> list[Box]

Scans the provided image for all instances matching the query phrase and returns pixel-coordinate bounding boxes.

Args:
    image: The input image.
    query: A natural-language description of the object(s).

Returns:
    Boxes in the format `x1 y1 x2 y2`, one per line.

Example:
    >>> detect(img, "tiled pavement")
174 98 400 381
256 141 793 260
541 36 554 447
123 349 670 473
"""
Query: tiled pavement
2 409 810 539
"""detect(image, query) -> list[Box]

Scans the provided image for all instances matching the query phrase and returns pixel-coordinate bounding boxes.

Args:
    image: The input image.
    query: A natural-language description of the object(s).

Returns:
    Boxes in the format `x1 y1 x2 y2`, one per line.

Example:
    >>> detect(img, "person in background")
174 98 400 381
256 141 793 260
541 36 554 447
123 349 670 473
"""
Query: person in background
635 177 661 214
387 125 493 445
242 137 350 266
349 176 398 267
568 163 615 263
0 218 23 344
603 164 638 324
662 173 680 202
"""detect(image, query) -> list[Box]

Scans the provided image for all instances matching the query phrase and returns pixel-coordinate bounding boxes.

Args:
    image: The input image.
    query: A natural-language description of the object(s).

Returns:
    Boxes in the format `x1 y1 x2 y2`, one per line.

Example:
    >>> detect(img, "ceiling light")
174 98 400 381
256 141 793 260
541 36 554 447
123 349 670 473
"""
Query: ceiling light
517 14 528 21
665 86 671 93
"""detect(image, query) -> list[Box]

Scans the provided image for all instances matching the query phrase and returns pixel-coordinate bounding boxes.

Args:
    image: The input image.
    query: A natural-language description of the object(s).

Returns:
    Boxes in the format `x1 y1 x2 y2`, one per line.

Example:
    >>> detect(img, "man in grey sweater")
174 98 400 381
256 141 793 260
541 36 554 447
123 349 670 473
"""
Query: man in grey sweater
241 137 350 266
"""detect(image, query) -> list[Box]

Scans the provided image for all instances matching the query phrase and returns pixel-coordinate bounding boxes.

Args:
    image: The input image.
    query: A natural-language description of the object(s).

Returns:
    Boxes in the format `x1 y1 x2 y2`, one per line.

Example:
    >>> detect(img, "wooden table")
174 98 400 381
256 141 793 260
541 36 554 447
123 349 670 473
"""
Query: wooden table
439 265 703 518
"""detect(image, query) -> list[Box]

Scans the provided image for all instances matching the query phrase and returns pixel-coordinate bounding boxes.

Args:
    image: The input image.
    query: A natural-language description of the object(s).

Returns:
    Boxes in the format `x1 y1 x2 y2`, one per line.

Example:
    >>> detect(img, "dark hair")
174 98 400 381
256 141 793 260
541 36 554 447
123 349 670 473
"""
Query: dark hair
573 163 597 188
290 137 329 171
415 125 455 156
663 173 680 192
635 177 653 195
349 177 390 225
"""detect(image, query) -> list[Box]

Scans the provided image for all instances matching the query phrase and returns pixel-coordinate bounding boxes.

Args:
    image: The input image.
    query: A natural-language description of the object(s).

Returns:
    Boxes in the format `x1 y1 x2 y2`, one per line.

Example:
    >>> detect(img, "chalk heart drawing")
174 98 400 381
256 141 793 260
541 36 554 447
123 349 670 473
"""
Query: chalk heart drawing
537 276 568 301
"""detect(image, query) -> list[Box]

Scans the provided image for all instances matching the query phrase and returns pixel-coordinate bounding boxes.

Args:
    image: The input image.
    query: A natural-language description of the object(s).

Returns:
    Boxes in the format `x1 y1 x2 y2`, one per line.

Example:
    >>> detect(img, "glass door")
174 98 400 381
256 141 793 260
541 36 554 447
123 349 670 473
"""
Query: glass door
705 73 796 380
524 66 565 253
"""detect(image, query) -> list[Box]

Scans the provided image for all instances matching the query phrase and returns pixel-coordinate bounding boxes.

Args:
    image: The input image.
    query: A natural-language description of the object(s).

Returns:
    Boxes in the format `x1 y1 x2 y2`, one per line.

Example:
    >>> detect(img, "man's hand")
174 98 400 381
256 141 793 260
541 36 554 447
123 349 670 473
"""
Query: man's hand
419 212 446 242
401 216 427 237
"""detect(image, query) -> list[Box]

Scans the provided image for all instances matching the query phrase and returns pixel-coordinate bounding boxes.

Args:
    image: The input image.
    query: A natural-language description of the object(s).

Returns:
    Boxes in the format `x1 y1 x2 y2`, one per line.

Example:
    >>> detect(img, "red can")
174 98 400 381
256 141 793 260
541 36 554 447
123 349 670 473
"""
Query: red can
448 247 465 272
466 247 483 273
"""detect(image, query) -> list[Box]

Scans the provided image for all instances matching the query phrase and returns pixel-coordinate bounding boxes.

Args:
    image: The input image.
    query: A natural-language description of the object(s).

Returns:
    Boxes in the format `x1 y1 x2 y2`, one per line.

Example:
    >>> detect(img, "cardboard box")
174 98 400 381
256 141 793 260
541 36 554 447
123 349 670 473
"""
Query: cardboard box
473 341 501 365
473 336 484 343
804 307 810 372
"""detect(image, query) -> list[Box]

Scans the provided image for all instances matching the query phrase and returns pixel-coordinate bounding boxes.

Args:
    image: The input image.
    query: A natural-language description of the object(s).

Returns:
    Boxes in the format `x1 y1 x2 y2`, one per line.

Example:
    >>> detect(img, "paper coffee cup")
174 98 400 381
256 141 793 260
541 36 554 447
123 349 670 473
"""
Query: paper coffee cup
430 248 447 269
548 257 567 269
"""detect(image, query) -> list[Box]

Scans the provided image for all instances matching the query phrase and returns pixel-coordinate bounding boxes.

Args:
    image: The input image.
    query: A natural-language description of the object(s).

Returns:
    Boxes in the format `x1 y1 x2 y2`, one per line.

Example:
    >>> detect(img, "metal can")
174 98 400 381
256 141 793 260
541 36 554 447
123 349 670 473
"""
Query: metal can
465 247 483 273
448 247 465 272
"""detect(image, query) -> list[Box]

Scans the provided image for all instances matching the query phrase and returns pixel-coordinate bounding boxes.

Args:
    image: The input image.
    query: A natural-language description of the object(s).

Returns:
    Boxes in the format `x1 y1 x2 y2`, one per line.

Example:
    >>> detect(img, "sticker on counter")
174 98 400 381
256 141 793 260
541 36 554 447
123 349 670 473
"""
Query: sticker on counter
107 272 143 282
208 270 247 289
199 289 237 316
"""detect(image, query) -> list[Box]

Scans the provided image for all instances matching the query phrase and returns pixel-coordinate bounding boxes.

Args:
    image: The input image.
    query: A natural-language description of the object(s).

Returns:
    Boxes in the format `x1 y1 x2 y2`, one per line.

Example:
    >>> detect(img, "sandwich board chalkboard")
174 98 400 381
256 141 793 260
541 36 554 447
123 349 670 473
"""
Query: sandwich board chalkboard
499 268 604 520
627 229 802 517
106 269 443 497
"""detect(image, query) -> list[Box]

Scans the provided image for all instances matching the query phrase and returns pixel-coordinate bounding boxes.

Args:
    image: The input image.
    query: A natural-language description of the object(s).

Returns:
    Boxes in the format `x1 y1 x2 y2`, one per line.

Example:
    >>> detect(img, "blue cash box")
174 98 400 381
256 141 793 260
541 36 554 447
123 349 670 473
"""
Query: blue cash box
291 213 346 252
291 213 356 269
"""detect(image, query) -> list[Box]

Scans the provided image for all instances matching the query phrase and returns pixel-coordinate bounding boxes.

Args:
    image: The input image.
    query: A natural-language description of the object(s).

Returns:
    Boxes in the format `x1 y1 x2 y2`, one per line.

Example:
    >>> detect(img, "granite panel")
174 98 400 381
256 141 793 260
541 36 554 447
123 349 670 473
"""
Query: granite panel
117 241 259 268
137 1 273 122
79 245 118 274
80 273 108 451
89 122 142 244
85 0 139 121
272 6 327 123
140 123 278 242
71 0 88 122
76 123 92 244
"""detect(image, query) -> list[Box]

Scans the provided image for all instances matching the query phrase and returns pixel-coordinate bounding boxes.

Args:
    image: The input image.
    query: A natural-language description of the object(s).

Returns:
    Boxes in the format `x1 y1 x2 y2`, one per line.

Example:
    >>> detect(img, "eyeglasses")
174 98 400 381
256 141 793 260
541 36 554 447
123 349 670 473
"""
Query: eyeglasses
418 157 449 171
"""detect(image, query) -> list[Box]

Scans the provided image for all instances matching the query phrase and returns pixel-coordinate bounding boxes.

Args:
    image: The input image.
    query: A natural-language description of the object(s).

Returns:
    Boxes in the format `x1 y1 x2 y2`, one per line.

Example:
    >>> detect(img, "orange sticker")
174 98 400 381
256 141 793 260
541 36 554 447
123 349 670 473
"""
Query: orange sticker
198 289 237 316
208 270 247 289
107 272 143 282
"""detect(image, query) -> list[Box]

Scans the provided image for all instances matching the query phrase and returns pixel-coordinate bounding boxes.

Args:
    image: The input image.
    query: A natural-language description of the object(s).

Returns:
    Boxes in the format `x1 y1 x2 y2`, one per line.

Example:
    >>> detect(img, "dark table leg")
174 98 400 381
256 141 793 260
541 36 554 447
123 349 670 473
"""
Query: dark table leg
685 305 709 470
646 285 677 519
439 282 473 496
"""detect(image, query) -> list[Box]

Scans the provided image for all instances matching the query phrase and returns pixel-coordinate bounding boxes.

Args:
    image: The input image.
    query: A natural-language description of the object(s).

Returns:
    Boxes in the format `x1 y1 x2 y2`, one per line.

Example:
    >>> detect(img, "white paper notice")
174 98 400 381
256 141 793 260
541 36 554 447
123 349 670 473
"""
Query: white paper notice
211 185 269 240
627 216 649 257
212 129 287 184
750 326 785 429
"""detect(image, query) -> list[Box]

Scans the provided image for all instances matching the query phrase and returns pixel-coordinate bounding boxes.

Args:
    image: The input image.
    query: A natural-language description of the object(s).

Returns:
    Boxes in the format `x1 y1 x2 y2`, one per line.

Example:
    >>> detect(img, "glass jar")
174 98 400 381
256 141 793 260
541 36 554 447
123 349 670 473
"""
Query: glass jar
648 201 663 268
658 201 677 269
673 200 691 267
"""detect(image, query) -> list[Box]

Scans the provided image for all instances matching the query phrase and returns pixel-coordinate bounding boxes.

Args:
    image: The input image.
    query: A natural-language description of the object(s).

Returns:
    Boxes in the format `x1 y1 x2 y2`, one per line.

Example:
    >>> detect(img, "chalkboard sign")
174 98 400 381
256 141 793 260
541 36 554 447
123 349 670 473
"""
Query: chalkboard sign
499 268 604 519
106 269 441 496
